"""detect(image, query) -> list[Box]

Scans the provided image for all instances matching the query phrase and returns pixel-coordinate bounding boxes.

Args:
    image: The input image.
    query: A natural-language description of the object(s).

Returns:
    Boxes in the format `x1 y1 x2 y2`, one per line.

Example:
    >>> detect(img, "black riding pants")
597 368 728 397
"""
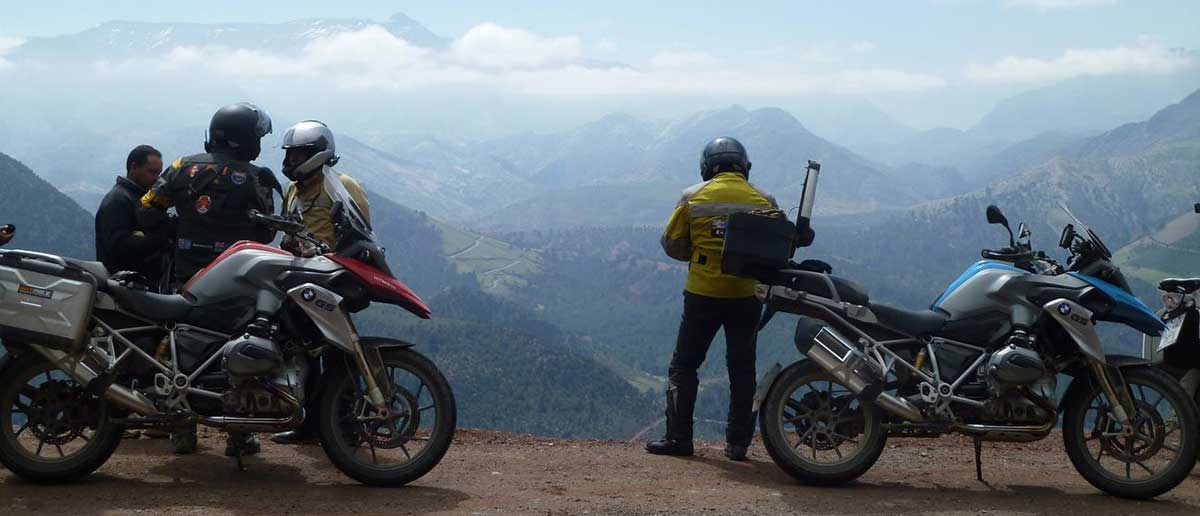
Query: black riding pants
666 292 762 446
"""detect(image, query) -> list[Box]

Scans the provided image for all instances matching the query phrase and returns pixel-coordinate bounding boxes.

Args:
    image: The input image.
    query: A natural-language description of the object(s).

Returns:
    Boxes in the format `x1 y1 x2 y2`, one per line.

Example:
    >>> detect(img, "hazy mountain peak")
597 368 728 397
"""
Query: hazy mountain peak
11 12 448 62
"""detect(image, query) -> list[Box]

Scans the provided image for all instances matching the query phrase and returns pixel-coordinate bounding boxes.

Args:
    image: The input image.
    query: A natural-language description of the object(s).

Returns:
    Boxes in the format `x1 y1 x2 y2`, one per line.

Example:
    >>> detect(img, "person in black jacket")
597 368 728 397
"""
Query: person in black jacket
96 145 167 284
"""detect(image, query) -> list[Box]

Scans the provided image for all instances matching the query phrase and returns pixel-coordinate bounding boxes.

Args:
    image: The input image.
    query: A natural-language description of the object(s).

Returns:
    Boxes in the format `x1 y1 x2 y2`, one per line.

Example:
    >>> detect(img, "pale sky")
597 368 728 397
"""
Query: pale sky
0 0 1197 129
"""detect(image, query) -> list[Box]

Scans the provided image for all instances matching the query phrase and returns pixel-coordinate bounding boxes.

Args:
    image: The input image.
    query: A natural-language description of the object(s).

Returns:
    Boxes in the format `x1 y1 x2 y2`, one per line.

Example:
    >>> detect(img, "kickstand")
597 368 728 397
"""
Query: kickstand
973 438 984 483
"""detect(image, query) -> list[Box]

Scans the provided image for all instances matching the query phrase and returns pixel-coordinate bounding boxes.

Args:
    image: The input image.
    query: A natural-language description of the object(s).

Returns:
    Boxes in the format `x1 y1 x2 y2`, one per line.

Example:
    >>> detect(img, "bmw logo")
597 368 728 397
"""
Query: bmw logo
1057 302 1071 315
302 288 316 302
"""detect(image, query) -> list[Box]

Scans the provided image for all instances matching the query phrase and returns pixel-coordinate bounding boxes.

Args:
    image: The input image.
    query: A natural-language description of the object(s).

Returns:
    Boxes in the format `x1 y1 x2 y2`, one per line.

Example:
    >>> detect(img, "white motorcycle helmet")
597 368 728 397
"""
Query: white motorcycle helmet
280 120 339 182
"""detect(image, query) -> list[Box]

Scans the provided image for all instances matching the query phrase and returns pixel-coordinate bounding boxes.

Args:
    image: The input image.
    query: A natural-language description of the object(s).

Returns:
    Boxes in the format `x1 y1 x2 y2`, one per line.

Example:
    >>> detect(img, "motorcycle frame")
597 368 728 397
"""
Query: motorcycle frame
22 282 388 428
762 282 1118 437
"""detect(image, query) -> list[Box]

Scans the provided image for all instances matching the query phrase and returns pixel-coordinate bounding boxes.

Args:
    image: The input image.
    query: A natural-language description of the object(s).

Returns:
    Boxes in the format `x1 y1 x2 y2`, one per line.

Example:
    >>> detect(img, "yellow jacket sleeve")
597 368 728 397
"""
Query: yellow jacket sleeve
660 202 692 262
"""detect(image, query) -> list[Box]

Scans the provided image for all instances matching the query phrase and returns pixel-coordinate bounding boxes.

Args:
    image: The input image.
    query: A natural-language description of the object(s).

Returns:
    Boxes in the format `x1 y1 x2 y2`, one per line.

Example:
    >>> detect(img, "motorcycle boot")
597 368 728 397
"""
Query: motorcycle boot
645 385 695 456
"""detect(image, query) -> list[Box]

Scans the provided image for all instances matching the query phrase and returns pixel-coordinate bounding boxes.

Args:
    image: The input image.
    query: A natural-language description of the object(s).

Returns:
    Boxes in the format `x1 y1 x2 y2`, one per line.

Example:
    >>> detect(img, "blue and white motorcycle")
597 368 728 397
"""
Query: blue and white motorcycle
748 184 1197 499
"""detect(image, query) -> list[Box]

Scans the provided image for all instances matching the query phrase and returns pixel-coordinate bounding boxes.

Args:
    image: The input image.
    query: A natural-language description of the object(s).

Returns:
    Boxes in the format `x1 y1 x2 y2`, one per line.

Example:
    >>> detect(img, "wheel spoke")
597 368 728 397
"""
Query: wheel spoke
400 442 412 460
418 404 434 412
14 421 30 438
35 440 45 457
830 432 859 444
54 444 65 458
1135 460 1155 475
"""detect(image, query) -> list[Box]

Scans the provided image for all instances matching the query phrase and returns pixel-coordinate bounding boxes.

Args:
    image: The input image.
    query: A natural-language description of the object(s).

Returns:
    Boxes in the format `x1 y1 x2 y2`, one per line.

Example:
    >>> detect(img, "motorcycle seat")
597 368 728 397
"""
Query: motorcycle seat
1159 277 1200 294
870 303 949 337
105 282 193 322
776 269 870 305
64 258 110 285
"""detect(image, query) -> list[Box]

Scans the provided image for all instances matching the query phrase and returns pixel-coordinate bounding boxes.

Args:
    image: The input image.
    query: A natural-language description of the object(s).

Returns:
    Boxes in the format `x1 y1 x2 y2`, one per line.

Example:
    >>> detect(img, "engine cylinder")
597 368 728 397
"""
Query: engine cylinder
987 344 1045 385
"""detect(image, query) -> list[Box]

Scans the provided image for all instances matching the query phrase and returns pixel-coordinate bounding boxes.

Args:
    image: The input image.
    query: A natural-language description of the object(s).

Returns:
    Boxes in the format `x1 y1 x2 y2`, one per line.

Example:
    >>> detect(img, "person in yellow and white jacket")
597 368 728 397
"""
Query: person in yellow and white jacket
647 137 777 461
271 120 369 446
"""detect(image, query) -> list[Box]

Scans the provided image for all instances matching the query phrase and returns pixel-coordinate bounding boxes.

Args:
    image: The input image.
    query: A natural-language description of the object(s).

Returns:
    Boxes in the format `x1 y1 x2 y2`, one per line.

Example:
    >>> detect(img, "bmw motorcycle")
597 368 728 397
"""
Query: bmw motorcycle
0 172 455 486
1143 203 1200 429
740 166 1197 499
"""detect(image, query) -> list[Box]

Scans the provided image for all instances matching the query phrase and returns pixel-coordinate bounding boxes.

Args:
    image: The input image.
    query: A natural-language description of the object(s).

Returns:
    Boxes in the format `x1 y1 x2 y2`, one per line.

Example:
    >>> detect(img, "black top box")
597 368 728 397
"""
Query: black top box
721 212 797 278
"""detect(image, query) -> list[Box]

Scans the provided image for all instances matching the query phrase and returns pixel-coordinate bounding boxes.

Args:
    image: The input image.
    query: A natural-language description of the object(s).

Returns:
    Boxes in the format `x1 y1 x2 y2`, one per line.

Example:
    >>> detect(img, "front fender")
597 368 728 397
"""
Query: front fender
359 337 416 350
1104 354 1150 369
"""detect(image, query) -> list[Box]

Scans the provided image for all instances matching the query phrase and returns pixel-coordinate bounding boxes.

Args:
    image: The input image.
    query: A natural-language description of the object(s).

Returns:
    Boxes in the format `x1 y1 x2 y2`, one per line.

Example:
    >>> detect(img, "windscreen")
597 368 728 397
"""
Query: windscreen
1057 201 1112 258
321 168 378 244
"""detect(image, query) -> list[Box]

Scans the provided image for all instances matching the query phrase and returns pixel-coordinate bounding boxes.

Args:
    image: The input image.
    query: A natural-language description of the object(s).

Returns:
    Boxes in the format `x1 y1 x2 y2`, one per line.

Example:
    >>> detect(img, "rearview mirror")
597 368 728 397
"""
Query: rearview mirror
1059 224 1075 250
986 205 1008 227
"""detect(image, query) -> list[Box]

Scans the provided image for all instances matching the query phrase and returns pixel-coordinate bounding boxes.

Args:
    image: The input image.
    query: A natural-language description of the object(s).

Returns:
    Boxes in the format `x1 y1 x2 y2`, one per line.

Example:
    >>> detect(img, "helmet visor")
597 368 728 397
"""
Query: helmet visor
253 107 273 138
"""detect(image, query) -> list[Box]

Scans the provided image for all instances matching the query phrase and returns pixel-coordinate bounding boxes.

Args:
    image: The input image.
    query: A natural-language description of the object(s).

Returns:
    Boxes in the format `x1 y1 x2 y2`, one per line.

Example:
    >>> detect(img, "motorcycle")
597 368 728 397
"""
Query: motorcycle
1143 203 1200 424
0 172 456 486
736 165 1197 499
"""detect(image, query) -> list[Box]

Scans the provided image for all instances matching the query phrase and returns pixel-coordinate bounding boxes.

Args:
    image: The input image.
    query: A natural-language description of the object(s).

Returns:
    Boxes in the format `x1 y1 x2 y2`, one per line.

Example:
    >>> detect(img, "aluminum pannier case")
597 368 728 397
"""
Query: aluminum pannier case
0 250 99 350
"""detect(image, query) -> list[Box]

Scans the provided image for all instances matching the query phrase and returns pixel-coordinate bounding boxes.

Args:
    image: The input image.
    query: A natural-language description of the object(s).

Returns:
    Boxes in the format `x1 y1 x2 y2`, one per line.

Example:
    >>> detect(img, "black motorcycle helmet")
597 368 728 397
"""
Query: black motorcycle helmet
700 137 751 181
205 102 272 161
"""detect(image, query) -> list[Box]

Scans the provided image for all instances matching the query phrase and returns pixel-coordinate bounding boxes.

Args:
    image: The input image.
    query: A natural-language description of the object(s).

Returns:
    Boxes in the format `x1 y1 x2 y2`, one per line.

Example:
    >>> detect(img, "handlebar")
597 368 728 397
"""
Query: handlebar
247 210 330 256
981 247 1035 262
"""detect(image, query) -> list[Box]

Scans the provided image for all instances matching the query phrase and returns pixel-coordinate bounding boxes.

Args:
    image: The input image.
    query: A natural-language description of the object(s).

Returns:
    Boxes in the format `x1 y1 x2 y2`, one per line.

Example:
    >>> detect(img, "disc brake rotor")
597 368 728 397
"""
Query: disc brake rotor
793 390 859 451
354 383 421 450
24 380 95 446
1097 399 1166 462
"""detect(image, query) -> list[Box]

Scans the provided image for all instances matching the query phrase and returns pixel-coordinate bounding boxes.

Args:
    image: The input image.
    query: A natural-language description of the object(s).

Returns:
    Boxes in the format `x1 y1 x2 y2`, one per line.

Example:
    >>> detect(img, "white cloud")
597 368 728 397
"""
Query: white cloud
1004 0 1117 10
0 36 23 69
9 23 947 96
649 50 723 69
966 38 1195 84
451 23 582 70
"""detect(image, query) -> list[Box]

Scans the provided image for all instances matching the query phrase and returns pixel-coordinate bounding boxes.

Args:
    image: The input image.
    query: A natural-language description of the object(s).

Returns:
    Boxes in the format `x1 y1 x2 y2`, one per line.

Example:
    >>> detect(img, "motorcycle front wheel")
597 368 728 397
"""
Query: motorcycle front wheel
759 360 886 486
1062 365 1199 499
319 343 456 487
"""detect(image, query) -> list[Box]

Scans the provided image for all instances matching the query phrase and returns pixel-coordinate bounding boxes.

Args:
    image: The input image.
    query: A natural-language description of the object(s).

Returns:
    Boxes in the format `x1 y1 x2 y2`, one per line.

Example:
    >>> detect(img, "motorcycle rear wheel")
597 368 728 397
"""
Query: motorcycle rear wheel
0 352 123 484
319 343 456 487
759 360 886 486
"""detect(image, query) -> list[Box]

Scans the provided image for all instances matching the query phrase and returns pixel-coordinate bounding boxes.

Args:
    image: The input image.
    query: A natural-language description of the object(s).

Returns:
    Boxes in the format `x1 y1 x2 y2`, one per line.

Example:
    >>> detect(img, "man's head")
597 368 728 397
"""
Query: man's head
125 145 163 189
205 102 273 161
281 120 339 183
699 137 751 181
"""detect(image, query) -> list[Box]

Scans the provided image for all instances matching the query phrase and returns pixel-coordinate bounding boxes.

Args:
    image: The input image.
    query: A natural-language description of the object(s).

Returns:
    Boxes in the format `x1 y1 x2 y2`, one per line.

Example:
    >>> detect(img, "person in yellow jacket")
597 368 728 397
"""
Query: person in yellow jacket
647 137 776 461
271 120 370 446
277 120 370 253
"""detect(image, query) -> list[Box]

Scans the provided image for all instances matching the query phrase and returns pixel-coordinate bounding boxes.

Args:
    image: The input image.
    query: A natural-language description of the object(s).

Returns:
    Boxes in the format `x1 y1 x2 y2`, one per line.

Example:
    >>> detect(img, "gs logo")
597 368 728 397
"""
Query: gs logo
302 288 337 312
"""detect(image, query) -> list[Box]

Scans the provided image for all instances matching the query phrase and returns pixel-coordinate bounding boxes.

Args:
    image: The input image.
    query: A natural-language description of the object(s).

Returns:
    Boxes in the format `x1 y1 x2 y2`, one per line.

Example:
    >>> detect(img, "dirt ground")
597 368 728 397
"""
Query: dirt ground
2 429 1199 515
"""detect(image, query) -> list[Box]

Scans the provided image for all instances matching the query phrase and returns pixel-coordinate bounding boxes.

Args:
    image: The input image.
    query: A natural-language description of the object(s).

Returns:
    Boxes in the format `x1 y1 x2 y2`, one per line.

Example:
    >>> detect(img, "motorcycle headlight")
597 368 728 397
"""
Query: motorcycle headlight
1162 293 1183 311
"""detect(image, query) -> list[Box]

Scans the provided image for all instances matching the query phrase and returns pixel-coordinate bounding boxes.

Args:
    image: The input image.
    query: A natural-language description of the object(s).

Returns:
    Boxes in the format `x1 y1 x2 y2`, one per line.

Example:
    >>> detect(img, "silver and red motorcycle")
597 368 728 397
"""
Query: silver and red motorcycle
0 172 455 486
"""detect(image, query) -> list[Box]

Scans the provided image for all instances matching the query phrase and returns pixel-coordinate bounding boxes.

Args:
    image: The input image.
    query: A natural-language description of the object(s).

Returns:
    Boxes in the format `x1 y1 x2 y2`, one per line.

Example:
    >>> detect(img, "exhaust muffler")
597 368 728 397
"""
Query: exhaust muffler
30 344 160 416
797 326 924 422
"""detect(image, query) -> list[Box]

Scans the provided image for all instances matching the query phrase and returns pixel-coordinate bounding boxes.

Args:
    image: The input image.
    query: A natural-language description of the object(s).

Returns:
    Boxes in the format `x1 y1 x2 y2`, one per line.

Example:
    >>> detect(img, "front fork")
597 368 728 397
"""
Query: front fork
349 331 392 417
1089 361 1138 436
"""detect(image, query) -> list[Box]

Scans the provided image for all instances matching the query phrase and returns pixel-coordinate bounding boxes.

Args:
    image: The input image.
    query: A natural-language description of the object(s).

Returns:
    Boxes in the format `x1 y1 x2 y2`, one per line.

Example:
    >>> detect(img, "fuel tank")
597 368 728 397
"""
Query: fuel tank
931 260 1093 347
182 242 344 314
933 261 1029 317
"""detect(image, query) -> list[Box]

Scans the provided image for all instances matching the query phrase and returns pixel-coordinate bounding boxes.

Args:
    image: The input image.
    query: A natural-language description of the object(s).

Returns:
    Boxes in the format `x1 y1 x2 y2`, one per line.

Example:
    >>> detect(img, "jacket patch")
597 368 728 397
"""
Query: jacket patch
710 218 727 238
231 170 247 185
195 195 213 214
187 164 201 177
